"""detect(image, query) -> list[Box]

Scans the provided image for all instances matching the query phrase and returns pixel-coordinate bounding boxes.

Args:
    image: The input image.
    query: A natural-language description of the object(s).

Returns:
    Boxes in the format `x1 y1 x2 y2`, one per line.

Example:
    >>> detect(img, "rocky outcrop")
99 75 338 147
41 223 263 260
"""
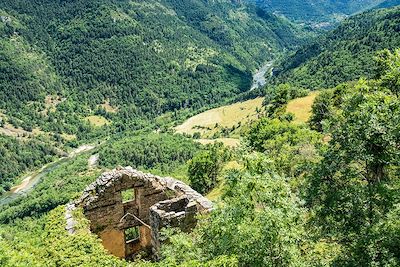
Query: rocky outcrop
68 167 212 259
0 16 11 23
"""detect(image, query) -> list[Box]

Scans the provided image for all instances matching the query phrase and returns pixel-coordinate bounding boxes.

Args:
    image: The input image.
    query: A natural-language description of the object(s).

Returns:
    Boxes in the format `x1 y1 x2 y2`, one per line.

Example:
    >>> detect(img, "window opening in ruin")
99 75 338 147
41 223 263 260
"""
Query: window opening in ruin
125 227 140 243
122 188 135 203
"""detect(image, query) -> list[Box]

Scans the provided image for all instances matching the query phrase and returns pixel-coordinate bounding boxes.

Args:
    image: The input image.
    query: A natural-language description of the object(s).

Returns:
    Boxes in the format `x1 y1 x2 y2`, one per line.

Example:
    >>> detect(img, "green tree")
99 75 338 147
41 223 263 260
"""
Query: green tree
246 118 322 178
188 144 229 194
308 78 400 264
308 90 334 132
198 170 306 267
264 84 291 118
376 49 400 96
338 204 400 266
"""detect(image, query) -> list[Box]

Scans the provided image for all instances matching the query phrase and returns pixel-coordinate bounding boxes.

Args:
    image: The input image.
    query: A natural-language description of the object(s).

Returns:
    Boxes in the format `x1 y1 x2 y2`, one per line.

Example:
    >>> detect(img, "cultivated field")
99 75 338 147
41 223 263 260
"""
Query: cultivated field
175 91 319 146
175 98 264 137
286 91 319 124
85 115 110 127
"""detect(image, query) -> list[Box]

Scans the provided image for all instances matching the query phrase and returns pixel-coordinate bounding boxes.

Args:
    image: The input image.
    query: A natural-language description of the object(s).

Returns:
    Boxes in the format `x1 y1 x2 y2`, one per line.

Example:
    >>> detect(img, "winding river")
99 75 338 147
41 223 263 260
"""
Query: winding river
250 61 274 91
0 145 96 206
0 61 274 206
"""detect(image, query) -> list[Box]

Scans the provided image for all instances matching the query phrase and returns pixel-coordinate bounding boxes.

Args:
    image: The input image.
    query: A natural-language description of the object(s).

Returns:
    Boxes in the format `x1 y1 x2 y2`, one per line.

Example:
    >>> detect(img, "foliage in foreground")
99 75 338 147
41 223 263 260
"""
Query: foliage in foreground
157 49 400 266
307 58 400 266
188 143 231 194
0 206 123 267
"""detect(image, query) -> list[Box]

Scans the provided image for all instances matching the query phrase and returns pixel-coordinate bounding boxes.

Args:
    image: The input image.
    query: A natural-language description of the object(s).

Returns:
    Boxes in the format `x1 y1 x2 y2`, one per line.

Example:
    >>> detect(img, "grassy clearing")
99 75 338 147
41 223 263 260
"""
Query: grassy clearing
175 97 264 138
100 99 118 113
45 95 63 108
0 123 46 139
85 116 110 127
61 133 77 141
286 91 319 124
175 91 318 148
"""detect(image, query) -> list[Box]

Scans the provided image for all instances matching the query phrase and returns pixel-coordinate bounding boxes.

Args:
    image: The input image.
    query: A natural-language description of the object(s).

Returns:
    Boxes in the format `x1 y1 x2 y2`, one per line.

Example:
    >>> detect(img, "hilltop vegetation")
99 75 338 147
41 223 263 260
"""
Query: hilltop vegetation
374 0 400 8
270 6 400 90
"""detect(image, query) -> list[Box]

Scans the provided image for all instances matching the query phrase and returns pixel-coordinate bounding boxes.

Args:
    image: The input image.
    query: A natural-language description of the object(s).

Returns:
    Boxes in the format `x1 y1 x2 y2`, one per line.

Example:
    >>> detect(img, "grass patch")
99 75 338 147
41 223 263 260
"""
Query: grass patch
286 91 319 124
207 161 242 201
207 181 225 202
100 99 118 113
61 133 77 141
175 97 264 138
85 115 110 127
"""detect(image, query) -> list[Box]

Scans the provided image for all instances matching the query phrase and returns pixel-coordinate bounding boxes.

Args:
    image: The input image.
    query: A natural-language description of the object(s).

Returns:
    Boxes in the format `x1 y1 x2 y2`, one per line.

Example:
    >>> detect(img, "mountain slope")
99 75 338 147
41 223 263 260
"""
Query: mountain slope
374 0 400 8
0 0 306 136
248 0 384 25
269 6 400 90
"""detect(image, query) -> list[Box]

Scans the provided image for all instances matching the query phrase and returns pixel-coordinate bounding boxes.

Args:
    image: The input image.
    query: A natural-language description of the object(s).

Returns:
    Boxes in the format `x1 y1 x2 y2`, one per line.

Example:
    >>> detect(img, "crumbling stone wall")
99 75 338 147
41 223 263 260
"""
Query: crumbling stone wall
71 167 212 259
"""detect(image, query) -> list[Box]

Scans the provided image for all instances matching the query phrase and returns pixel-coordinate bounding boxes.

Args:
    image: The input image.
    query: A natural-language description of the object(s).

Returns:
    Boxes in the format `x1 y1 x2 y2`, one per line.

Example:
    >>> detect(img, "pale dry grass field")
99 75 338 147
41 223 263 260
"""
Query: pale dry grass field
100 99 118 113
286 91 319 124
86 115 111 127
175 91 318 148
175 97 264 136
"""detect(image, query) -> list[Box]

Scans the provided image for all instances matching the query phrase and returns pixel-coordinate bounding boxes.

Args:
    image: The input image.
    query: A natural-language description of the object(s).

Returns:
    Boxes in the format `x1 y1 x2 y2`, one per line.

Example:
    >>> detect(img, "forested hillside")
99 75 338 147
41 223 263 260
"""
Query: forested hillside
269 6 400 90
0 0 306 135
0 0 309 193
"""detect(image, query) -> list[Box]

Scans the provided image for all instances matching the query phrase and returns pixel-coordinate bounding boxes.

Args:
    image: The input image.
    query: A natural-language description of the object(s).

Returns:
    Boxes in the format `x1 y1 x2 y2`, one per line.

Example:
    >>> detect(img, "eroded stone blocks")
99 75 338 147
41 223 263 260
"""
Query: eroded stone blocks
70 167 212 259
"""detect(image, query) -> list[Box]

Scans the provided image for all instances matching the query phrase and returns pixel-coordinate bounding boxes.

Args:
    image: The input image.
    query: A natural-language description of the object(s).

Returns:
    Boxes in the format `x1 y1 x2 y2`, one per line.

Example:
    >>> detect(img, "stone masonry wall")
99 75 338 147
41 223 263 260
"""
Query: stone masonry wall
70 167 212 259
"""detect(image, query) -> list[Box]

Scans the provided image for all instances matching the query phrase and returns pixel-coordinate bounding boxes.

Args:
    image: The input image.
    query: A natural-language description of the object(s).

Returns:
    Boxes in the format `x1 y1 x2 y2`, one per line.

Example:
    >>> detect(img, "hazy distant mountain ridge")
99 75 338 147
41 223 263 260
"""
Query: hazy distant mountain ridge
374 0 400 8
248 0 386 24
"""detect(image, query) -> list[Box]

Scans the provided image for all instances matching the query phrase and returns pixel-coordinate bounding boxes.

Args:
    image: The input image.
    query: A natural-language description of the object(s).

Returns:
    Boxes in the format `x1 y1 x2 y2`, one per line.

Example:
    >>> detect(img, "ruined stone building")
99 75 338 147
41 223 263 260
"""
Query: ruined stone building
66 167 212 259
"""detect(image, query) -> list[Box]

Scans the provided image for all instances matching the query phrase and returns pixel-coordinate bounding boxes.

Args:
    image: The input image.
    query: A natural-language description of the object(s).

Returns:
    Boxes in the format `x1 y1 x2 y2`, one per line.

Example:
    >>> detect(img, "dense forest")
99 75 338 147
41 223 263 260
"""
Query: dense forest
98 133 202 181
269 6 400 90
0 0 308 134
0 1 399 267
